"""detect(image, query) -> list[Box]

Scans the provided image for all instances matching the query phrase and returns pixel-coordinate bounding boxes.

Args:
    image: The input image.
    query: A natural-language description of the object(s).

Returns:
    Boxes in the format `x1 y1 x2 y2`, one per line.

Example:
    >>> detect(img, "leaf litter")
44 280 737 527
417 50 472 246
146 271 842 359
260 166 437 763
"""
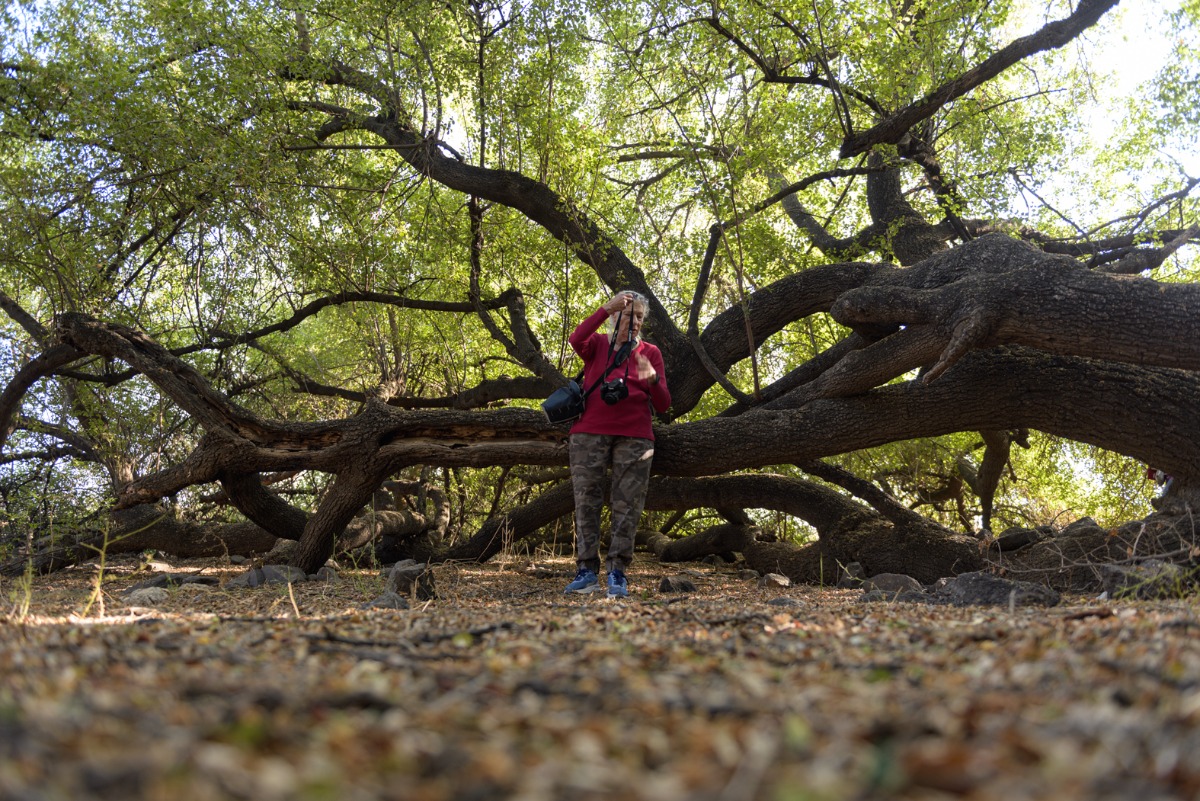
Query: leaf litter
1 553 1199 800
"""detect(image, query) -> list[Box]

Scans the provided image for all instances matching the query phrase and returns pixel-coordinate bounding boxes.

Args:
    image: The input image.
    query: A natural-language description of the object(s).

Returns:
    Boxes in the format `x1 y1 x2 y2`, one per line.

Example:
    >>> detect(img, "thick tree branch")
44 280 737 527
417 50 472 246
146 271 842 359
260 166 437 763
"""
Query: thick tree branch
219 471 309 540
0 344 84 452
719 334 873 417
796 459 936 529
278 367 554 410
1099 225 1200 275
0 289 49 343
831 234 1200 378
53 289 518 389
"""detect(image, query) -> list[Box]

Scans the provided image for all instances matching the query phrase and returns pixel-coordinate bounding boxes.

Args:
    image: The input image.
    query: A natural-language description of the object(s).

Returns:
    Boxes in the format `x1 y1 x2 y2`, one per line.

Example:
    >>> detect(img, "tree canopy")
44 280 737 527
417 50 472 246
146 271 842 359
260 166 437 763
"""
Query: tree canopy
1 0 1197 579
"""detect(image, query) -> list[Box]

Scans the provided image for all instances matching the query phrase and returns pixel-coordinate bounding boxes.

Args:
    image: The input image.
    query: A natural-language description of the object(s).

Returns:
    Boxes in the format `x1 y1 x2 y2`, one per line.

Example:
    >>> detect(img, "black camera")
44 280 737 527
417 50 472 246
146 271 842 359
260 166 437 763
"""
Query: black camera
600 378 628 405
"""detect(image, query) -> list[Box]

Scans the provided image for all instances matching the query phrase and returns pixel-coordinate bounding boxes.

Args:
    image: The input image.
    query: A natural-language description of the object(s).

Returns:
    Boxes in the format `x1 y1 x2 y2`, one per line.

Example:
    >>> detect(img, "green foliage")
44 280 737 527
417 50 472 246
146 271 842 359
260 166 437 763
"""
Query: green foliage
0 0 1194 540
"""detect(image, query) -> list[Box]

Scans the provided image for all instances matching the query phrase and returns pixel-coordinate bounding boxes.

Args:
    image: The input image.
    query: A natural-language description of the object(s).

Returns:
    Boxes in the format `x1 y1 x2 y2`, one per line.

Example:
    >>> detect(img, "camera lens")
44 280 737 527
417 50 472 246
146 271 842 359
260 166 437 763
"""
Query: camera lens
601 378 627 405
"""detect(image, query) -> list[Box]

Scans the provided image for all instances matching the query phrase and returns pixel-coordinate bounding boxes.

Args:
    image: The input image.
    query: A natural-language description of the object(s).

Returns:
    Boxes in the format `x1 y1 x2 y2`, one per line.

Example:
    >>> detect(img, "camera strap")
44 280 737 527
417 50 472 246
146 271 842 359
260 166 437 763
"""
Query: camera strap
573 339 632 401
565 308 637 403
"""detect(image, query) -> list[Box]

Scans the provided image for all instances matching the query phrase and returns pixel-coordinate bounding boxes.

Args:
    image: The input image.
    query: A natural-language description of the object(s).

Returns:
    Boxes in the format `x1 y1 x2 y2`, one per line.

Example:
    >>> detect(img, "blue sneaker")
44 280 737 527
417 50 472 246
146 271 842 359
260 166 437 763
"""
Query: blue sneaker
606 570 629 598
565 568 600 594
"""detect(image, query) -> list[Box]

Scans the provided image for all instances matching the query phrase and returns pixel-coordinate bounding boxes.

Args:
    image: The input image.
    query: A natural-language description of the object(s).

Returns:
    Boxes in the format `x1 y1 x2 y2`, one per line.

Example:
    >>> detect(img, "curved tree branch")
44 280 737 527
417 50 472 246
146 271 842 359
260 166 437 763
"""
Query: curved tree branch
0 344 84 452
839 0 1119 157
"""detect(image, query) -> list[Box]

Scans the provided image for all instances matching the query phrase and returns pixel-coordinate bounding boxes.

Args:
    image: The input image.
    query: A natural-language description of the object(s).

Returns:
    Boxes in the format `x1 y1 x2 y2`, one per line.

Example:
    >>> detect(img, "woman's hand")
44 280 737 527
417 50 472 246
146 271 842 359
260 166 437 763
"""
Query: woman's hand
603 292 633 315
635 353 657 384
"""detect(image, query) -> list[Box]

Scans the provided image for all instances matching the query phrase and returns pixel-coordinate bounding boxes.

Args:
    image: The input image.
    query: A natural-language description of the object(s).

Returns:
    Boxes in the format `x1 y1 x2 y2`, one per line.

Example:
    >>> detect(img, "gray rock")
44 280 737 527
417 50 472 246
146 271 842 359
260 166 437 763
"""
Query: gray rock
123 574 219 594
1100 561 1191 600
385 559 436 600
260 565 309 585
126 587 170 605
1060 517 1102 537
359 592 410 611
309 566 340 583
934 571 1060 607
837 562 865 589
224 567 266 589
659 576 697 593
990 527 1048 552
895 590 938 604
862 573 924 596
767 597 802 607
264 539 298 563
758 573 791 589
229 555 248 565
225 565 308 588
861 587 935 604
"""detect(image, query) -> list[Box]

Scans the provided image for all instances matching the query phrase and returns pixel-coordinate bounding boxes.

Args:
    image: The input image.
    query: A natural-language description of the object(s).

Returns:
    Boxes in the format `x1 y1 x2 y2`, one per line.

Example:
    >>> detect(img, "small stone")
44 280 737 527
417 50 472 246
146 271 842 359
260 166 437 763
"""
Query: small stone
759 573 791 589
360 592 409 611
659 576 697 593
260 565 309 585
126 587 170 606
862 573 924 597
310 566 340 583
385 559 436 600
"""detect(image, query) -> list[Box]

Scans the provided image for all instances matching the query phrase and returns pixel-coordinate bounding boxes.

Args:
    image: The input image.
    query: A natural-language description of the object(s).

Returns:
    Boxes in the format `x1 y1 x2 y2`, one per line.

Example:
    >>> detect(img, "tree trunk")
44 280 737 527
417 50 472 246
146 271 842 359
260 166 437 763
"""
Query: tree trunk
0 504 278 576
220 471 309 539
648 522 757 562
742 514 983 585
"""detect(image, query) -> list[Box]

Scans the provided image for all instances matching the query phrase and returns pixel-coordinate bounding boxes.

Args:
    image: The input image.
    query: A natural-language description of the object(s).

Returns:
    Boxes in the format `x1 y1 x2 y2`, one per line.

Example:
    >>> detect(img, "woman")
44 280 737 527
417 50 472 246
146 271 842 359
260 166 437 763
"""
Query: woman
564 290 671 598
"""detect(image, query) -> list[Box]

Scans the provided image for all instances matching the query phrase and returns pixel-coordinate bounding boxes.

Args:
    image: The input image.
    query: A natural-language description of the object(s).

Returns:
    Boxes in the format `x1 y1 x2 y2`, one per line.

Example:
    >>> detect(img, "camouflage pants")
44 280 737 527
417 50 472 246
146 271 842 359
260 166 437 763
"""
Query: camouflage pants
569 433 655 573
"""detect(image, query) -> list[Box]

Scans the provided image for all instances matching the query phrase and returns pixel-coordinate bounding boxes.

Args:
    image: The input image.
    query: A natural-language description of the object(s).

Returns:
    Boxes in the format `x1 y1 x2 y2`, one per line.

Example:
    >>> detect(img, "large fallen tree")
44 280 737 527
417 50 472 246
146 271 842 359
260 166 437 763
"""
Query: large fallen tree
1 0 1197 584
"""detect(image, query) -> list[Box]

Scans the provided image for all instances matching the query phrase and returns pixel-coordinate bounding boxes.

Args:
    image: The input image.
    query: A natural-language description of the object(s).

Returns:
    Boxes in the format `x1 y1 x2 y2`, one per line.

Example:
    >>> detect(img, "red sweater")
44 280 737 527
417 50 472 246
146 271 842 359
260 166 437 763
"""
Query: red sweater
569 307 671 440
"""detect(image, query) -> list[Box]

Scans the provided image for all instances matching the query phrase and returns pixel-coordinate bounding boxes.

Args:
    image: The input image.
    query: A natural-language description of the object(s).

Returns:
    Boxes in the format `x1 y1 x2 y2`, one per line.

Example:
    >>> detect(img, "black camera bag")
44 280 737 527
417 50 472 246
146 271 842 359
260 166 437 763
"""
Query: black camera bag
541 373 589 424
544 311 638 424
541 339 632 424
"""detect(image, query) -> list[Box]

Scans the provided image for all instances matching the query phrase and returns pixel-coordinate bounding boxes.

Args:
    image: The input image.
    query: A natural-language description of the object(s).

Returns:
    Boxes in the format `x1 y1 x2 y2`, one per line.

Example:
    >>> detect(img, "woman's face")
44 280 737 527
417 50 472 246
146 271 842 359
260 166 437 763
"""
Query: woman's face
613 302 646 343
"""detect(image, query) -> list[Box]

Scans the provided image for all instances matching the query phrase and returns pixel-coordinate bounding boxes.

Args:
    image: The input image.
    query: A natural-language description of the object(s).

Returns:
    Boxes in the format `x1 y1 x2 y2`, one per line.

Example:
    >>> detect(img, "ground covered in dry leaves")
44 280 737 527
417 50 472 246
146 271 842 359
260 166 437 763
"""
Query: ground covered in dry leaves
2 552 1199 801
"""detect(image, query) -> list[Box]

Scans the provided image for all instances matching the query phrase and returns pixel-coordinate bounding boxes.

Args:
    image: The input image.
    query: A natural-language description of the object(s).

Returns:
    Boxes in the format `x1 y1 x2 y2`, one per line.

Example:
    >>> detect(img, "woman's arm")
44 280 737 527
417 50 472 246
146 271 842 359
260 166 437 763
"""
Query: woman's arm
569 307 610 359
640 348 671 413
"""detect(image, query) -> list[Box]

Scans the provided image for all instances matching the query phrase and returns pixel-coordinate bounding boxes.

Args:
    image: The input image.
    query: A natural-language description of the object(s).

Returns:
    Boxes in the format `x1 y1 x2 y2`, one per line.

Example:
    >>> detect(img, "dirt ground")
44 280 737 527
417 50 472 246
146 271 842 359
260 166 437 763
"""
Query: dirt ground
2 552 1199 801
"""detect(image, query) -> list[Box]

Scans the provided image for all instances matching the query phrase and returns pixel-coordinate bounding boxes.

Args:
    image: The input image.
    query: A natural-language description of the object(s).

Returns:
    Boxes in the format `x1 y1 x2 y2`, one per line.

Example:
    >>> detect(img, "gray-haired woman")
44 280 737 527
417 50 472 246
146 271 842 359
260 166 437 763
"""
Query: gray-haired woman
563 291 671 598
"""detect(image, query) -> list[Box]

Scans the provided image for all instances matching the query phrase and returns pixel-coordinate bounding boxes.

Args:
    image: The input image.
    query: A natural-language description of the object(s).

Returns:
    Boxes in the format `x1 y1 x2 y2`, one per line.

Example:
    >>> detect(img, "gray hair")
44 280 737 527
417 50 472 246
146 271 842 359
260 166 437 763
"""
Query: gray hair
618 290 649 307
607 290 650 341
